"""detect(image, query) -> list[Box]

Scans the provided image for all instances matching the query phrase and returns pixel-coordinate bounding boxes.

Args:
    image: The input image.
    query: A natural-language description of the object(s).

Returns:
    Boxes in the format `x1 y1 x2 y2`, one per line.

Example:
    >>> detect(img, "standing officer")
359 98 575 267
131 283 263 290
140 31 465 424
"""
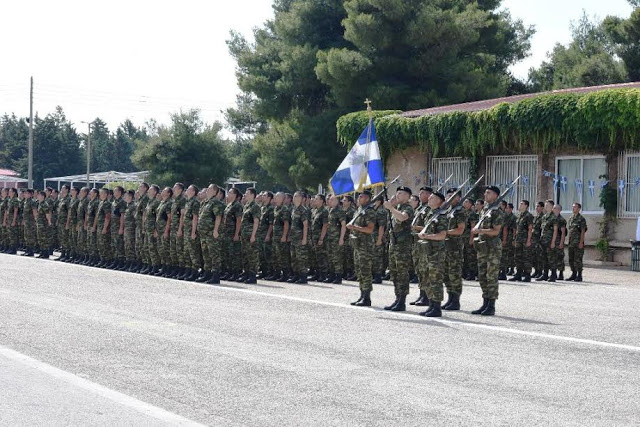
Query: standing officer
258 192 275 279
222 188 243 281
288 191 309 284
168 183 186 278
409 187 432 306
341 195 356 280
55 185 71 261
383 186 414 312
22 189 37 257
324 193 346 284
347 190 375 306
271 192 291 282
95 188 112 267
35 191 52 258
462 198 478 280
201 184 225 285
143 185 161 275
417 192 448 317
123 190 137 271
499 201 516 280
6 188 20 254
65 187 79 262
532 201 545 278
566 202 587 282
537 200 557 282
134 183 150 273
85 188 100 265
442 188 468 311
310 194 329 282
110 186 127 269
510 200 534 282
554 204 567 280
75 187 89 264
155 187 173 275
180 184 202 281
471 186 504 316
240 188 261 283
371 195 387 284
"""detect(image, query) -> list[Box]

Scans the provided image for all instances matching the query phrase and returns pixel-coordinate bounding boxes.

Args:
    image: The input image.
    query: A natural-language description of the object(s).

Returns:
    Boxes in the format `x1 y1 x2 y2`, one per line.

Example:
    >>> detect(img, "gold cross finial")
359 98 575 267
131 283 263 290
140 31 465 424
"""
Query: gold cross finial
364 98 372 112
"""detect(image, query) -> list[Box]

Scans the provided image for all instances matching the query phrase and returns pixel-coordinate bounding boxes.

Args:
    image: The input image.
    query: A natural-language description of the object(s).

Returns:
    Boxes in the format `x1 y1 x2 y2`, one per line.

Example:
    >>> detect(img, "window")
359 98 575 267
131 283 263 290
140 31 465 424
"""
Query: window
486 155 538 206
618 151 640 218
555 156 606 213
430 157 470 191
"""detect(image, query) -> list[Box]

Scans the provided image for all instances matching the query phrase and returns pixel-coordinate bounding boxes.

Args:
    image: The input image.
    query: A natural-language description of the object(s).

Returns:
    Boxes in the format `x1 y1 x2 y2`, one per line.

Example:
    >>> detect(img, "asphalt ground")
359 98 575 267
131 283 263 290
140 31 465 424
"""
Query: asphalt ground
1 253 639 426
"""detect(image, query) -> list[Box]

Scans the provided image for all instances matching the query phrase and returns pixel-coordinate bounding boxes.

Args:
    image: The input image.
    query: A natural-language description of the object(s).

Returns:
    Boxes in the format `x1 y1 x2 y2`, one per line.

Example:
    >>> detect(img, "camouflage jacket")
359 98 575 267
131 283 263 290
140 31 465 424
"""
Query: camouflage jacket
389 203 414 244
272 205 291 240
515 210 534 244
183 198 200 234
327 206 345 241
567 213 587 247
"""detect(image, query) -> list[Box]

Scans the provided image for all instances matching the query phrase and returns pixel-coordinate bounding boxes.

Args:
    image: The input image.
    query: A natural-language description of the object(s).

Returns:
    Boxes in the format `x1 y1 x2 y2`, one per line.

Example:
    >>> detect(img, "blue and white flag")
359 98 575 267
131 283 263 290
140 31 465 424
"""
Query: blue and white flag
601 180 610 189
575 179 583 195
552 175 559 189
522 175 529 187
330 120 384 195
542 170 551 178
619 179 626 196
588 180 595 199
560 175 567 193
635 176 640 188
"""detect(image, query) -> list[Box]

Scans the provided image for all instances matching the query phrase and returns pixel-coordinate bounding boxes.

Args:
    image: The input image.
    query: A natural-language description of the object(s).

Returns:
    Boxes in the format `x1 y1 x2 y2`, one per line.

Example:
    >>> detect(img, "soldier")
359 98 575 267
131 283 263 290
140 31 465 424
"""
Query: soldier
110 186 127 269
324 194 346 284
509 200 534 282
75 187 89 264
371 195 387 284
221 188 243 281
341 195 356 280
537 200 557 282
288 191 309 284
0 188 6 252
123 190 137 271
271 192 292 282
180 184 202 281
554 204 567 280
383 186 414 312
65 187 80 262
86 188 100 266
442 187 468 311
239 188 261 283
143 185 161 275
49 188 59 250
310 194 329 282
347 190 375 306
134 182 150 273
155 187 173 275
499 201 516 280
417 192 448 317
409 187 432 306
95 188 112 267
462 198 478 280
408 194 420 284
54 185 71 261
201 184 225 285
168 182 187 278
566 202 587 282
258 192 275 279
35 190 53 259
532 201 545 278
21 189 37 257
6 188 20 254
471 186 505 316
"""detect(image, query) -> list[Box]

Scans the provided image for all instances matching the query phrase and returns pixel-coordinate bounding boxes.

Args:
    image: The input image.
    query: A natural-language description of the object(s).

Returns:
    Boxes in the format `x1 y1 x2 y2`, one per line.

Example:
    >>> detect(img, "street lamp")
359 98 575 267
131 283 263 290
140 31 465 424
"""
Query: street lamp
81 120 94 186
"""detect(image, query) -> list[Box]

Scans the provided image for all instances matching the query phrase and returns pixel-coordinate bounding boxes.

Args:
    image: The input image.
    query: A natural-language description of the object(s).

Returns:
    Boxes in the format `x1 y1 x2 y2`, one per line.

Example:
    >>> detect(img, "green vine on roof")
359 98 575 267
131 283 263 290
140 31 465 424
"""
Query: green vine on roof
336 89 640 160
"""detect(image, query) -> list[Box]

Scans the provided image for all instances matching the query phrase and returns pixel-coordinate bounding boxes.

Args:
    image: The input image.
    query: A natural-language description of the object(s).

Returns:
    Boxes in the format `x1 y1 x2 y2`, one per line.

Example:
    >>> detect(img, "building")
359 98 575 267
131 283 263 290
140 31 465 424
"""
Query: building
336 82 640 265
0 169 28 189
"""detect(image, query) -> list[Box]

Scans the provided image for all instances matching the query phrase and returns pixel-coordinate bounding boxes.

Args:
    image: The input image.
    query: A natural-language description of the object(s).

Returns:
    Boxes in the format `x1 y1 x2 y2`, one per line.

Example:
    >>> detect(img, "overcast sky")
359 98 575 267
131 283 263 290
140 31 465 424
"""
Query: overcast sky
0 0 634 133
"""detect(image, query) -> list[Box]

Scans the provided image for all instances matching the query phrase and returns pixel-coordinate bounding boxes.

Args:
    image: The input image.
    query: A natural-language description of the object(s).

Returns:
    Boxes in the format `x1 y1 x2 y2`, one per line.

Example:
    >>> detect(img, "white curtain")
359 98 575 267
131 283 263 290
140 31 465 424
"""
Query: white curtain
626 156 640 214
557 159 580 210
582 158 606 212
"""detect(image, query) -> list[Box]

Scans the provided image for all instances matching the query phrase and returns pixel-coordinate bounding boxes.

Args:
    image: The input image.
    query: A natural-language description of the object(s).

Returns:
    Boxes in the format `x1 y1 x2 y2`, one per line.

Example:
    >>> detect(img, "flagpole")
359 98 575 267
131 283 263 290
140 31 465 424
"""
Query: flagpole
361 98 373 193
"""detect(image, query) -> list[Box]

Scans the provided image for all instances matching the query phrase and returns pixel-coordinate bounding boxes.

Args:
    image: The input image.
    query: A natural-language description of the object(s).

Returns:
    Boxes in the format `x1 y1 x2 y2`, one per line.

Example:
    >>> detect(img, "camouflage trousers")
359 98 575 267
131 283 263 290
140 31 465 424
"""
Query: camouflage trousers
58 222 69 251
97 229 112 260
145 231 160 266
200 233 223 272
111 225 125 260
241 236 260 275
222 234 241 274
475 238 501 300
87 230 98 257
413 243 429 292
463 239 478 277
169 229 184 267
532 239 542 271
259 236 273 273
514 242 532 275
158 233 170 266
372 241 385 276
290 241 309 276
326 237 343 275
568 246 584 271
77 227 87 256
343 239 354 274
68 225 77 254
124 228 136 261
443 239 464 296
184 234 202 270
417 241 446 302
310 239 328 275
389 241 412 297
541 241 557 270
352 237 373 291
500 239 514 271
273 237 290 273
24 222 37 249
554 247 565 272
8 225 19 248
135 226 148 263
37 223 52 250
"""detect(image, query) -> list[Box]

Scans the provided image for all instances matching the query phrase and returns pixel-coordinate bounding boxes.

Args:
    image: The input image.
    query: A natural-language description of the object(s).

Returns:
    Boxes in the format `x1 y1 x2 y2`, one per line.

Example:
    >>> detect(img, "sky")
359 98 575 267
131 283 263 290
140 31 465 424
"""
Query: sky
0 0 635 134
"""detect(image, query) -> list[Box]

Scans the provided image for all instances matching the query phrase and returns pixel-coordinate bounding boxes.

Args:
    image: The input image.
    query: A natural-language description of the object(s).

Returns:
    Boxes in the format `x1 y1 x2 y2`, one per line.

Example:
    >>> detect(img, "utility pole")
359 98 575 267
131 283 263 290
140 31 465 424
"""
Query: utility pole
86 122 91 186
28 76 33 188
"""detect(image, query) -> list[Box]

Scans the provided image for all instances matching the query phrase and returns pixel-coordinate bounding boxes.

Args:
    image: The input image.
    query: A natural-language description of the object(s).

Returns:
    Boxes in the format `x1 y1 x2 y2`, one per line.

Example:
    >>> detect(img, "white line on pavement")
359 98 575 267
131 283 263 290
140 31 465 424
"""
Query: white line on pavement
0 344 206 427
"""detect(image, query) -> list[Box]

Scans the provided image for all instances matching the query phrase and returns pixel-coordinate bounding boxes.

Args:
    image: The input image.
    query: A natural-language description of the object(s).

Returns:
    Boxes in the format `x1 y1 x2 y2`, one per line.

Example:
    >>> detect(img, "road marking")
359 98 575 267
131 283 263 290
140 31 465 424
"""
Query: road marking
0 344 206 427
196 282 640 353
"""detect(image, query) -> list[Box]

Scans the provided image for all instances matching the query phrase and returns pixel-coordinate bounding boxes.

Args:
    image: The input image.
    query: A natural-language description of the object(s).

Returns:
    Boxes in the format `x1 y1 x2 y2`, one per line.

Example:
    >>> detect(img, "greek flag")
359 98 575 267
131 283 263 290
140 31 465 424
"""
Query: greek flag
330 120 384 195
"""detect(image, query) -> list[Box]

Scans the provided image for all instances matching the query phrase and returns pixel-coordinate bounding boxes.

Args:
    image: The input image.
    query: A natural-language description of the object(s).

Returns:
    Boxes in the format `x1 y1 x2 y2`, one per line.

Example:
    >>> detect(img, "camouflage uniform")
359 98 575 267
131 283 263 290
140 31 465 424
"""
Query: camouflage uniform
326 206 345 277
57 195 71 254
7 197 20 248
241 200 261 275
372 205 387 277
350 205 375 291
443 202 468 297
540 212 558 272
96 199 112 261
110 196 127 261
144 197 160 266
475 207 504 300
310 205 329 278
0 196 6 247
199 198 225 273
169 195 186 268
124 200 137 262
411 203 430 293
463 209 478 278
223 201 243 275
556 214 567 273
51 197 60 248
258 204 274 275
67 197 79 256
23 198 37 250
343 205 356 276
76 197 89 257
500 212 516 272
156 198 172 267
272 205 291 275
86 197 100 258
135 194 149 264
417 209 448 302
289 205 309 277
514 210 534 276
532 211 544 273
567 213 587 272
36 199 52 251
388 203 414 297
183 197 202 271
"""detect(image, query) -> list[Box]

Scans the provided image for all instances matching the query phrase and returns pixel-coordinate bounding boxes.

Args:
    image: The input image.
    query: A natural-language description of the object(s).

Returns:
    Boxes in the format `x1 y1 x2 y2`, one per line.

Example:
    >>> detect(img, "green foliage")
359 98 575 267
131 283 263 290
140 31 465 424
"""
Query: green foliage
598 183 618 216
595 238 611 261
337 89 640 160
603 7 640 81
596 179 617 261
131 110 233 188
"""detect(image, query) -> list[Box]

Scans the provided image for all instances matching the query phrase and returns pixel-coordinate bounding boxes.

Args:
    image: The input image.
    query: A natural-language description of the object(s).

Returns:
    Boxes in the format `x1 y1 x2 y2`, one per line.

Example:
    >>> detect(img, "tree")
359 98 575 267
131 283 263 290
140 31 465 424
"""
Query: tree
528 12 628 92
132 110 233 188
603 2 640 81
0 114 29 174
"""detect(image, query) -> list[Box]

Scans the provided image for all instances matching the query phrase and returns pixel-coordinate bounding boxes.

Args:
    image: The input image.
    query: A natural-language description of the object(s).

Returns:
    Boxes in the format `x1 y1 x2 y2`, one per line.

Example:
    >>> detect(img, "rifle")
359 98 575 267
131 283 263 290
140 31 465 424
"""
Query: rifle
419 176 476 235
473 175 521 231
410 173 454 227
347 175 401 227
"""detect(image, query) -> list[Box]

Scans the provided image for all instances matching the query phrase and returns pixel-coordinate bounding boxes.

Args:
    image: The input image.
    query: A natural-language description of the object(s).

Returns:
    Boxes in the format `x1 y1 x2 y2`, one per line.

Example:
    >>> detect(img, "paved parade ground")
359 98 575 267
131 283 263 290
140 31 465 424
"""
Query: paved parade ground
1 253 639 426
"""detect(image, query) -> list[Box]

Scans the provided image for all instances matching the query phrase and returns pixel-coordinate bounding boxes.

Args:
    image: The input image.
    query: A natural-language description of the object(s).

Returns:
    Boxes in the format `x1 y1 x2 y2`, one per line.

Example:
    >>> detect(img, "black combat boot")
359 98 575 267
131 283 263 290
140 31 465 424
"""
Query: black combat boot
441 292 454 309
286 274 298 283
507 267 515 276
187 269 199 281
277 271 289 282
245 273 257 284
331 275 342 284
195 271 210 282
415 292 430 306
390 295 406 312
548 269 557 283
508 271 522 281
565 270 576 281
498 269 507 281
354 291 371 307
323 273 334 283
257 270 267 279
522 273 531 282
384 297 399 311
350 291 364 306
575 270 583 282
419 301 435 316
472 298 489 315
372 273 382 284
295 275 308 284
409 272 418 284
558 270 564 280
443 293 460 311
481 299 496 316
206 272 220 285
536 270 548 281
410 290 426 306
426 301 442 317
383 271 391 281
532 268 539 278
